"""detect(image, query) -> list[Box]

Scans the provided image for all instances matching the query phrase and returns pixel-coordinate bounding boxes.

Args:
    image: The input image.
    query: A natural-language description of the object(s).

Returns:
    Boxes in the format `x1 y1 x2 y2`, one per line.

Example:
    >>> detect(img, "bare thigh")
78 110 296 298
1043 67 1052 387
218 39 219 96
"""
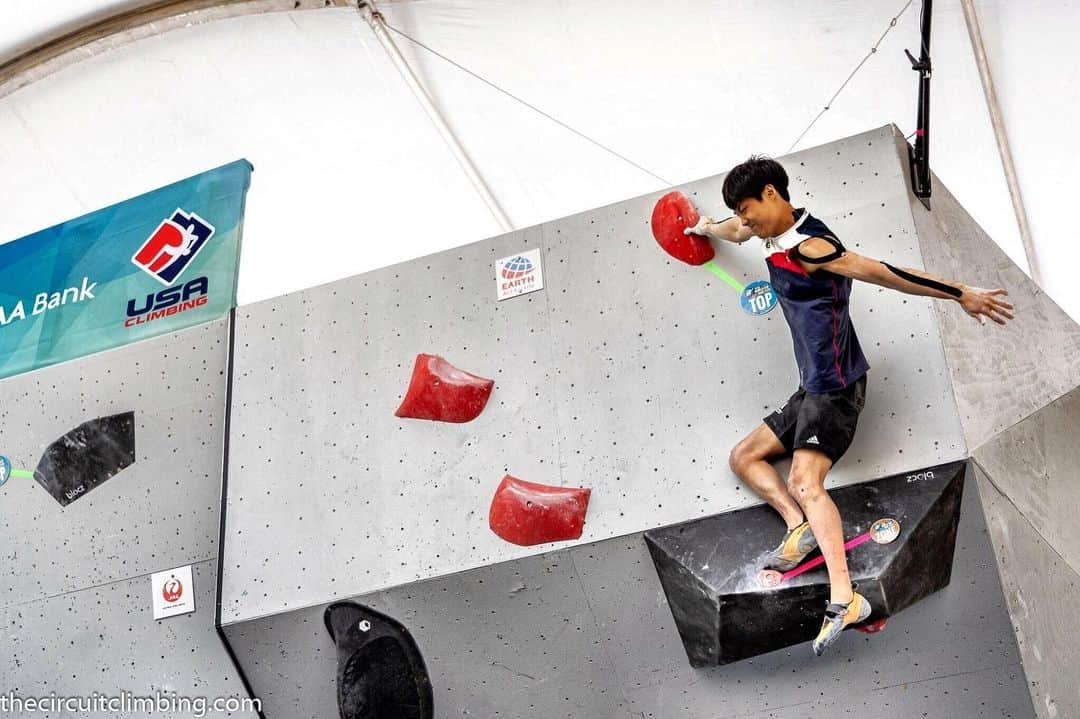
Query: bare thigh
790 448 833 480
732 423 788 464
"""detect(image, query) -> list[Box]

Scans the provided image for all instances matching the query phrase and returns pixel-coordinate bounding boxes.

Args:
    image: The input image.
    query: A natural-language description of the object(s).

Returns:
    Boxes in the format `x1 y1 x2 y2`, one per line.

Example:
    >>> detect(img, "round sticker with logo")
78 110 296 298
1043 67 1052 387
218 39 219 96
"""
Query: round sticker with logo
162 577 184 603
740 280 778 316
0 455 10 487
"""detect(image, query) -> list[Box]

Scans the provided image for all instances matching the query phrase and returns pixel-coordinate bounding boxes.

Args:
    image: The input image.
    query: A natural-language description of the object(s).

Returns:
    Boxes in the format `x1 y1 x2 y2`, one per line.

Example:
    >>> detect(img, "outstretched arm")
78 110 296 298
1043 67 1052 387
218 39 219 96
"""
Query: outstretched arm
794 237 1014 326
683 215 754 244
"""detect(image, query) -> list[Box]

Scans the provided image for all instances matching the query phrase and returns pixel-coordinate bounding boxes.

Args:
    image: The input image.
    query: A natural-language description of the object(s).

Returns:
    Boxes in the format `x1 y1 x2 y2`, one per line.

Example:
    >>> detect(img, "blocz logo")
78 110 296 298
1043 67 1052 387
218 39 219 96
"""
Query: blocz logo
500 256 535 280
162 577 184 603
132 209 215 285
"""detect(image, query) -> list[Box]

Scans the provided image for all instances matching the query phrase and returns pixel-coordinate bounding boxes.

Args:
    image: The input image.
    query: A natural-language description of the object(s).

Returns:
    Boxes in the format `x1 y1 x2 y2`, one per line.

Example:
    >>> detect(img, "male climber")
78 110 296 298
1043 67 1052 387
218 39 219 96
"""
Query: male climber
684 156 1013 655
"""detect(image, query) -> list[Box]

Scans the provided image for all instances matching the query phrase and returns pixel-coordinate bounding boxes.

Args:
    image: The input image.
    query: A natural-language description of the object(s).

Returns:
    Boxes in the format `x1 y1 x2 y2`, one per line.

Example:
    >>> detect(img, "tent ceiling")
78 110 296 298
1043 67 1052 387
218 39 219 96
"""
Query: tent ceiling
0 1 382 96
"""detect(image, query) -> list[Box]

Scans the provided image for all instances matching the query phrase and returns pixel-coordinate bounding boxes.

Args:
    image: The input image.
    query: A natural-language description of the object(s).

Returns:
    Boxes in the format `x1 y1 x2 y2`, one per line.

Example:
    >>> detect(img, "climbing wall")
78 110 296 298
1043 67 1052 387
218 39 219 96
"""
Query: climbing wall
1 123 1051 717
0 320 258 717
221 125 966 627
218 125 1040 716
222 456 1029 718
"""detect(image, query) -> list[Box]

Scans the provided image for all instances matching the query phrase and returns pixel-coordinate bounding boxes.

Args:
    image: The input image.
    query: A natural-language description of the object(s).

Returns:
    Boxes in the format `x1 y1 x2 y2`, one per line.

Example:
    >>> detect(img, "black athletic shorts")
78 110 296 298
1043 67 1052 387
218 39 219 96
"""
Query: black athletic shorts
763 374 867 464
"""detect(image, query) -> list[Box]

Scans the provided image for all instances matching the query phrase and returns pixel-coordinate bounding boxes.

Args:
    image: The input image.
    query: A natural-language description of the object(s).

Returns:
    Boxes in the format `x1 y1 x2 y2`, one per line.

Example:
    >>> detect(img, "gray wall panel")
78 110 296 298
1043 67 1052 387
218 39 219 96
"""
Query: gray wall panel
224 552 630 719
740 664 1033 719
0 320 260 713
975 462 1080 719
222 606 332 719
973 386 1080 577
0 319 229 610
222 227 566 624
911 171 1080 450
2 559 258 718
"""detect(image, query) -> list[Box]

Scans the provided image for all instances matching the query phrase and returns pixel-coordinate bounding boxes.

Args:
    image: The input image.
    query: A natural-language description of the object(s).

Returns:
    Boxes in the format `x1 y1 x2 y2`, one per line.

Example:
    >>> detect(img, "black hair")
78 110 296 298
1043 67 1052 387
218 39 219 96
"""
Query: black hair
722 156 791 210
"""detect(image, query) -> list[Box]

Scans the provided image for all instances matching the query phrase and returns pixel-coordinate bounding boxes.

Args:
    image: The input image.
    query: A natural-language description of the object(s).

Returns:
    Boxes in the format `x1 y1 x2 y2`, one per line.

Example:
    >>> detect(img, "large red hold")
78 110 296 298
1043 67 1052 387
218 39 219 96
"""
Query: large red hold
489 475 591 546
650 191 715 266
395 354 494 423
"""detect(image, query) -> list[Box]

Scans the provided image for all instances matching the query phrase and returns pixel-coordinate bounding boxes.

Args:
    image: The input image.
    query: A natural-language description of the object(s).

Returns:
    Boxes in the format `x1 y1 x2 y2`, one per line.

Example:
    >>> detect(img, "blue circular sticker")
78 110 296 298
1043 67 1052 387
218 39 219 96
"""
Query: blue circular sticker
0 455 10 487
740 280 778 316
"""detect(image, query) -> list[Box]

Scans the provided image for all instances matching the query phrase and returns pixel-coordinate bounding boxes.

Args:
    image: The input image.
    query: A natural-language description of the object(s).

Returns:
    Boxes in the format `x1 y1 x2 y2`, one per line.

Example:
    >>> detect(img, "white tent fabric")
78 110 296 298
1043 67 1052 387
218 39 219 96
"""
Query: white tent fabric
0 1 1075 318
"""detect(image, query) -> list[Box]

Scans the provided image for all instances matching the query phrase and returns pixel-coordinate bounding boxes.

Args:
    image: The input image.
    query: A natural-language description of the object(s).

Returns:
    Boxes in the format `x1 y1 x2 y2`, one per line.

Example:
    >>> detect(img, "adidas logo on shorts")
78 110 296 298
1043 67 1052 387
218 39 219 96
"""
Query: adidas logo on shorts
806 435 820 445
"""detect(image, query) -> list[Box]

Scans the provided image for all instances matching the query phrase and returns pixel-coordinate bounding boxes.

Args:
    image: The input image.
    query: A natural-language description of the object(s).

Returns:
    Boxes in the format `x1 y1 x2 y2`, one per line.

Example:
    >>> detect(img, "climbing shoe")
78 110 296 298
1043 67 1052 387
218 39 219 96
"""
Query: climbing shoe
763 520 818 571
812 591 872 657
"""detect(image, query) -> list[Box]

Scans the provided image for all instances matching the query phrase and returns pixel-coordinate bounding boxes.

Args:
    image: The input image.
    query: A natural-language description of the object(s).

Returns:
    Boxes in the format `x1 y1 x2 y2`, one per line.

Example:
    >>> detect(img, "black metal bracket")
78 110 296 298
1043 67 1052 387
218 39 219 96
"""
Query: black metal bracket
907 0 933 208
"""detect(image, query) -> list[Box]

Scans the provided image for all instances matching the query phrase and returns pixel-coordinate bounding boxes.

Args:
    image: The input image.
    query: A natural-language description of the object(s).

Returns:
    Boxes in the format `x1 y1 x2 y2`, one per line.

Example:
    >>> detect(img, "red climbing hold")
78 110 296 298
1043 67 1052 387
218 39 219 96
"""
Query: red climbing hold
489 475 591 546
855 617 888 634
395 354 494 423
651 191 715 266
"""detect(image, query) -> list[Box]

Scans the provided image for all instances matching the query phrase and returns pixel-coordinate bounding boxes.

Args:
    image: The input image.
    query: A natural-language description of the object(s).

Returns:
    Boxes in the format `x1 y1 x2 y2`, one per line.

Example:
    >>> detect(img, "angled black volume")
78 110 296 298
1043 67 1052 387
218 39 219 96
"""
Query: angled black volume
324 601 434 719
645 460 966 666
34 411 136 506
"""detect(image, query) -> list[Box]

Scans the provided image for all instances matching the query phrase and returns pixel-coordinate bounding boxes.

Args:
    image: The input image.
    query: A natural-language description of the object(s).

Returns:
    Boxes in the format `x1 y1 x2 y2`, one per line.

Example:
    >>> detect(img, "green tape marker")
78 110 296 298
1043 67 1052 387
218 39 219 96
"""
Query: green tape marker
0 455 32 488
703 260 746 293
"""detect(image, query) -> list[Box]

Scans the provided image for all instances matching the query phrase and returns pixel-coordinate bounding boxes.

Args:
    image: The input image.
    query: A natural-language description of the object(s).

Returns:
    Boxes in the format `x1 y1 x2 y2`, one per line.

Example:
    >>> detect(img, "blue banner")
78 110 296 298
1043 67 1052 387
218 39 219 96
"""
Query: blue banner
0 160 251 380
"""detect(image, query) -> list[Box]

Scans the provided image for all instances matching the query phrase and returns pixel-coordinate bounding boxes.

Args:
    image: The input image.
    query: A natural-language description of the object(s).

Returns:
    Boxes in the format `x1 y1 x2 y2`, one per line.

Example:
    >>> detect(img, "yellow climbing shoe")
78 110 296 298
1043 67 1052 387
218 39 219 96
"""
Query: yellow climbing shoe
812 591 872 656
764 520 818 571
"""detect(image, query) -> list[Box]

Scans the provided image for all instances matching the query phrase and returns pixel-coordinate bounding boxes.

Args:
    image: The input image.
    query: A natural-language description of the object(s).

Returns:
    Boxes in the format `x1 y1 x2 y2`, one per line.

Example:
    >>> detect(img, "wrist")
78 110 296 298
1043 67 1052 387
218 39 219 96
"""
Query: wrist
701 224 726 242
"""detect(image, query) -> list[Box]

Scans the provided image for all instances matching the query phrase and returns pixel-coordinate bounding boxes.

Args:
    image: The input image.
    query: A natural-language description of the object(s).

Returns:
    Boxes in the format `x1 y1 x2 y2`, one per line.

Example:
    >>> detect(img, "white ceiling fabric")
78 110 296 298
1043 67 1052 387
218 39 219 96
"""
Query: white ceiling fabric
1 1 1074 318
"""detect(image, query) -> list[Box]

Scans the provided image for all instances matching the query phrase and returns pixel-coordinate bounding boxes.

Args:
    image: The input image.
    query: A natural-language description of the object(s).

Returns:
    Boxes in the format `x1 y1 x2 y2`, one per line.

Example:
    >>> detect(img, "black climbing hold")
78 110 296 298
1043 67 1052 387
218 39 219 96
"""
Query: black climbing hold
34 411 136 506
324 601 434 719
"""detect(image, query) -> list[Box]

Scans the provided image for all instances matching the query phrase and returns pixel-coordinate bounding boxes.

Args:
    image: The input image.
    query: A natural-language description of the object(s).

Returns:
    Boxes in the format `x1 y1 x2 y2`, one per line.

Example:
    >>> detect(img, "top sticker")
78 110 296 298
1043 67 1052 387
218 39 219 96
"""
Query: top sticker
740 280 778 316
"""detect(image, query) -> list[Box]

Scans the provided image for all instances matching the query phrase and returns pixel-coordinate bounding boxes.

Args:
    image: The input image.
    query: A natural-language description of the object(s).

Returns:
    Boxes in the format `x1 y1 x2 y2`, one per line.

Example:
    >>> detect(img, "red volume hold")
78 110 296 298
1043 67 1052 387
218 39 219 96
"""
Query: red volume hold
489 475 591 546
650 191 715 266
395 354 495 423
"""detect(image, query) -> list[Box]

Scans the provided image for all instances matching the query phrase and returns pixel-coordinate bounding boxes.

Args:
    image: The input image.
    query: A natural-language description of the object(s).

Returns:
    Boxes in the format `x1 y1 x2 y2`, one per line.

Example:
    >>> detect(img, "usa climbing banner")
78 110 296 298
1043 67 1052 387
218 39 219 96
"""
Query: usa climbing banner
0 160 252 380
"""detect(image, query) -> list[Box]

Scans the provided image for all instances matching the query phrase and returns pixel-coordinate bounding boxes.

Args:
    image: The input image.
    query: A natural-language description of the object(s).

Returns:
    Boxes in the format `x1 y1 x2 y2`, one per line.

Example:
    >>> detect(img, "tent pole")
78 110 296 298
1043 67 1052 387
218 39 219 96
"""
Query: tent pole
358 1 514 233
960 0 1038 282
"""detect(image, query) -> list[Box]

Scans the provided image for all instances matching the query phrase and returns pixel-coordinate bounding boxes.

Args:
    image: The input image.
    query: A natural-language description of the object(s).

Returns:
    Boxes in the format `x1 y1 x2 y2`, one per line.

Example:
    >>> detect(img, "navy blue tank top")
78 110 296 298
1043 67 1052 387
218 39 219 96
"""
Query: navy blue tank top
761 209 869 393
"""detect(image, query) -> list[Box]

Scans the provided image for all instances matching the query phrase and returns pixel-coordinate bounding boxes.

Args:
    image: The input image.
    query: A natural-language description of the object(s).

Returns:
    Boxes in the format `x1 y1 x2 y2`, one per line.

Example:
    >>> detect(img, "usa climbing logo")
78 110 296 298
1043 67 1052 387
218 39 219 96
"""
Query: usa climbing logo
132 209 215 285
495 249 544 301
